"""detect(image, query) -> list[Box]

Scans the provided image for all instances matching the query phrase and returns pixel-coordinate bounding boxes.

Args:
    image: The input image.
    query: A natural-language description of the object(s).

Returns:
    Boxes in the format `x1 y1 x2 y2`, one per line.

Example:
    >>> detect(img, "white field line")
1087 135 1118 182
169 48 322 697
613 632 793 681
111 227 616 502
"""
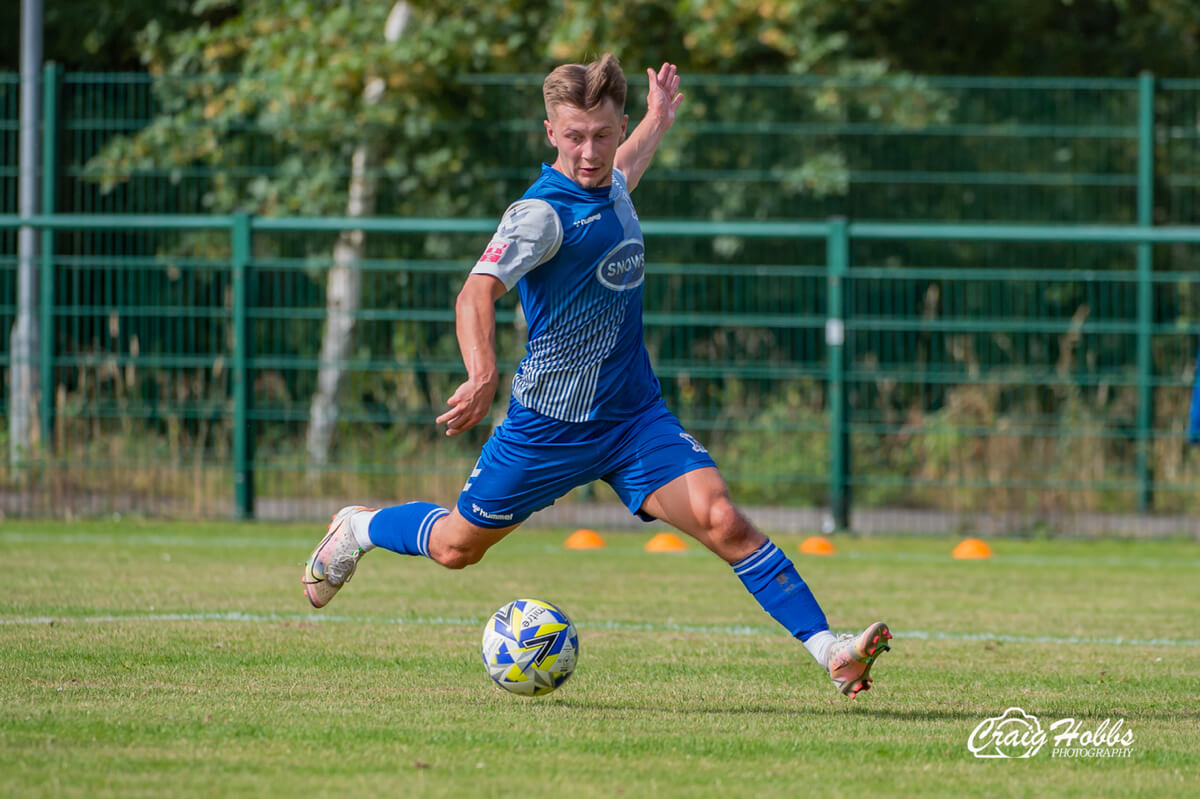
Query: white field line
3 530 1199 569
0 610 1196 648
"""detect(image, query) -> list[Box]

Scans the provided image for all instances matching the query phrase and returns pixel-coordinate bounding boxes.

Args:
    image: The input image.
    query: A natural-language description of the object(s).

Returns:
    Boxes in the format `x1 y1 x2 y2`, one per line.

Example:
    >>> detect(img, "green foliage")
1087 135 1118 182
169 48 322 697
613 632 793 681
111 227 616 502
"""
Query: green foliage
84 0 932 221
550 0 852 73
9 0 1200 77
833 0 1200 78
88 0 549 217
0 0 203 72
712 380 831 506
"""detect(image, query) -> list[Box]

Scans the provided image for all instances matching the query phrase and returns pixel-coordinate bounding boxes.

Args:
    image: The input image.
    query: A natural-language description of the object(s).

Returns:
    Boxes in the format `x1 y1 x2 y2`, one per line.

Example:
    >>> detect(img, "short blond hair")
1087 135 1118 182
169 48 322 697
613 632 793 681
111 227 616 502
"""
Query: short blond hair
542 53 627 118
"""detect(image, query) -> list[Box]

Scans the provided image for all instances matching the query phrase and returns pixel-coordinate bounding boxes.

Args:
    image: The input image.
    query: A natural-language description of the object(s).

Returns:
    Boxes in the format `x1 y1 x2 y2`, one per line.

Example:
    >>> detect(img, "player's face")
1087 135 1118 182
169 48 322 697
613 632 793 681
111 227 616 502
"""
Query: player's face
545 99 628 188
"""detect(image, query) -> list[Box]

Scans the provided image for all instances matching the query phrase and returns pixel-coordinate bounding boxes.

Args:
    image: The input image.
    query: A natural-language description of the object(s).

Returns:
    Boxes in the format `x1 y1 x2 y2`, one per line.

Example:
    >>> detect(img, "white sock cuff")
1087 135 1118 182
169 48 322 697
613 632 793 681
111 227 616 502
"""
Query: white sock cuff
803 630 837 669
350 509 378 551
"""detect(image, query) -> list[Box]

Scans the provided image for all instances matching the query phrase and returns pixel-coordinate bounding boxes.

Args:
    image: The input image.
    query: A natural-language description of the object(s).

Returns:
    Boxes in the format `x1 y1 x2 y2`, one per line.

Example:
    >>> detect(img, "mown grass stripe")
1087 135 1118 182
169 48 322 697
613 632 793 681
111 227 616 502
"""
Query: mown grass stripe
2 610 1196 647
4 529 1198 569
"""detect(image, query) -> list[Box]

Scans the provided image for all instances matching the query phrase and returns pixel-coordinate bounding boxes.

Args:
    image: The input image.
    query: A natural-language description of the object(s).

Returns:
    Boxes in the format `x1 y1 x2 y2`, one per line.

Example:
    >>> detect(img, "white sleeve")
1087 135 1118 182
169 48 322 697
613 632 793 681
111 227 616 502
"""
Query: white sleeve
470 199 563 291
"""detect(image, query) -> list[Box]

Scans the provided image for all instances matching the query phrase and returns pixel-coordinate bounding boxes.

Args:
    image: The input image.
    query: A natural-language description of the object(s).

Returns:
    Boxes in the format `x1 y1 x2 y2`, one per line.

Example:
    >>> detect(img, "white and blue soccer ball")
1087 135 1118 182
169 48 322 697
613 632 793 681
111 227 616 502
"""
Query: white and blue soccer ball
481 598 579 696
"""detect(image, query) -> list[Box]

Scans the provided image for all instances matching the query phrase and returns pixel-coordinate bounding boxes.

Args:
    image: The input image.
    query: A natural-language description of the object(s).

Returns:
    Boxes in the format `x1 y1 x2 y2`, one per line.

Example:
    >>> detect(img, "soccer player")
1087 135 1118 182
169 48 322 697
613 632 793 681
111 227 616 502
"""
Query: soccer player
302 55 890 698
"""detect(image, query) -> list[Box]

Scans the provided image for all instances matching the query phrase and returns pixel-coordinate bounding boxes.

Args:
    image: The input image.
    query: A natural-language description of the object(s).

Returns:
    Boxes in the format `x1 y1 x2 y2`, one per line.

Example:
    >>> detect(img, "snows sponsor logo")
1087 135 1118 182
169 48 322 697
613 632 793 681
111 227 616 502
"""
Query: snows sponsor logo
595 238 645 291
968 707 1134 759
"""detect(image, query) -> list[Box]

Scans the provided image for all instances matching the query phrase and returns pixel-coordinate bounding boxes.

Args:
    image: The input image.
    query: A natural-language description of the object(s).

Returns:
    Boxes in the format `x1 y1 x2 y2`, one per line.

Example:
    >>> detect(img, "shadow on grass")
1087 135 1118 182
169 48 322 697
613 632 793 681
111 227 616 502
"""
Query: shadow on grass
549 700 1199 724
549 699 972 719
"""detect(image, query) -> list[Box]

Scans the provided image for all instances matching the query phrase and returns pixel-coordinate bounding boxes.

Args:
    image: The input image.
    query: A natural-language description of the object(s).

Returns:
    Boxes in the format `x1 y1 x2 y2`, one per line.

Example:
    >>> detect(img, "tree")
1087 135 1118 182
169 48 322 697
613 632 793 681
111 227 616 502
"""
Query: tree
0 0 207 72
84 0 931 468
307 1 411 470
87 0 563 466
829 0 1200 78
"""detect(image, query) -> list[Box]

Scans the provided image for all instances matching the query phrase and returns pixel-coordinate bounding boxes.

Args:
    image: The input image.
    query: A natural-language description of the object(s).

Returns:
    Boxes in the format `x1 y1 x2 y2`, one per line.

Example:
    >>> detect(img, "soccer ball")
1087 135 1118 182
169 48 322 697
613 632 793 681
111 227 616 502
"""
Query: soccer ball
481 598 579 696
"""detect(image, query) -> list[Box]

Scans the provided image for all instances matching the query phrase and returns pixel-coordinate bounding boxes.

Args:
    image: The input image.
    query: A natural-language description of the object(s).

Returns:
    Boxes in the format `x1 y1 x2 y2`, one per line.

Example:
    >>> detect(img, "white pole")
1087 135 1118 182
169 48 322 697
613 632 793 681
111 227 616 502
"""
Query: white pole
11 0 43 467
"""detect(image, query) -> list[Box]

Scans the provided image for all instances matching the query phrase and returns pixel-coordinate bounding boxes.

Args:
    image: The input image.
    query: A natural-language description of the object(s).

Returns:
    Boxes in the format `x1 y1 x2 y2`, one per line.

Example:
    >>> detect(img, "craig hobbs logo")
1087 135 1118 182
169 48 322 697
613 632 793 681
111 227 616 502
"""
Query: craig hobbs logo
968 707 1134 759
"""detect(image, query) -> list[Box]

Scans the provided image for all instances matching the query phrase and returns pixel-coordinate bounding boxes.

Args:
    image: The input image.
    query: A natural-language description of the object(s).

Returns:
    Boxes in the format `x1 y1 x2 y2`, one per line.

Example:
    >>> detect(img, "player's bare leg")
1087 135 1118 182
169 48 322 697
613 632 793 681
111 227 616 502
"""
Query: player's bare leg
424 509 518 569
638 466 765 563
642 467 890 697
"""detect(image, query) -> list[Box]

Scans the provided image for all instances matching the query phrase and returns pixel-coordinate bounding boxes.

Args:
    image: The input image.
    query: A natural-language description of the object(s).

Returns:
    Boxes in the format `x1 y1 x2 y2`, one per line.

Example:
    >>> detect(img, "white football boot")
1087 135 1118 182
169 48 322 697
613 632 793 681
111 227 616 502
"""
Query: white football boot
827 621 892 698
302 505 373 608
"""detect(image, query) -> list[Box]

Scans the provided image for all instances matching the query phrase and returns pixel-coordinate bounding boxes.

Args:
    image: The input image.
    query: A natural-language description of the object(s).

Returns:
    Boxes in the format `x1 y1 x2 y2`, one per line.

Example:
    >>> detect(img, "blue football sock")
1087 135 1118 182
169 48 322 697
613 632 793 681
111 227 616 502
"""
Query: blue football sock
732 540 829 641
367 502 448 558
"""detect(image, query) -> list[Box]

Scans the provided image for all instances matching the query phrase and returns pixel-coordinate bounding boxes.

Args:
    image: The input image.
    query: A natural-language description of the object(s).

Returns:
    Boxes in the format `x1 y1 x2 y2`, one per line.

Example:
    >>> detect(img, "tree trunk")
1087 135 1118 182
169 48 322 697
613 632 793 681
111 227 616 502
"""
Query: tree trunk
305 153 372 469
305 1 410 472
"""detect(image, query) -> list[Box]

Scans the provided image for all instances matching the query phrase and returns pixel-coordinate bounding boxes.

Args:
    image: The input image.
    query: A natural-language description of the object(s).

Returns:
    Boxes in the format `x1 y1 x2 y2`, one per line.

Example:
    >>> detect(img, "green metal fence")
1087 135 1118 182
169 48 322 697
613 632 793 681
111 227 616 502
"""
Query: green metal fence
2 212 1199 534
2 71 1200 534
4 70 1200 223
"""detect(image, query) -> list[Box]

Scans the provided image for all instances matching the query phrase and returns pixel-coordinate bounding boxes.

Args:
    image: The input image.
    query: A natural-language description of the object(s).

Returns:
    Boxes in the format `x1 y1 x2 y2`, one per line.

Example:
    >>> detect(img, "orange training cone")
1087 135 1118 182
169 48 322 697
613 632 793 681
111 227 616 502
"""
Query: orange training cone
564 529 606 550
644 532 688 552
952 537 993 560
800 536 836 556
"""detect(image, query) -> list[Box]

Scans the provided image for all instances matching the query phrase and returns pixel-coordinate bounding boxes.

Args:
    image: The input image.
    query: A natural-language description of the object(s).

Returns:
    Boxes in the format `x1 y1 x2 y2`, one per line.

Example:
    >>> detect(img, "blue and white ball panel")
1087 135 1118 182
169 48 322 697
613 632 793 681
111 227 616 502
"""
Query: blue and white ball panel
481 598 579 696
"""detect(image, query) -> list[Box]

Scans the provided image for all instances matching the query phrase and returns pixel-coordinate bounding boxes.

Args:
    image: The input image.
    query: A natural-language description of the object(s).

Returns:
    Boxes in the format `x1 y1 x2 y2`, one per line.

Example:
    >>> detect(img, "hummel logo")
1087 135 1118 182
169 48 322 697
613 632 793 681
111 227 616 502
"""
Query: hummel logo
472 503 514 522
573 213 601 228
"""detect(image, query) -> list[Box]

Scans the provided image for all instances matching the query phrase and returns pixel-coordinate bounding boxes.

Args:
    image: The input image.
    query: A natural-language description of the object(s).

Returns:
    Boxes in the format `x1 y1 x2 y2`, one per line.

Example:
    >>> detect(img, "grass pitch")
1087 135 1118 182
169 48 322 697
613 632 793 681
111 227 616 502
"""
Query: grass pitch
2 519 1198 798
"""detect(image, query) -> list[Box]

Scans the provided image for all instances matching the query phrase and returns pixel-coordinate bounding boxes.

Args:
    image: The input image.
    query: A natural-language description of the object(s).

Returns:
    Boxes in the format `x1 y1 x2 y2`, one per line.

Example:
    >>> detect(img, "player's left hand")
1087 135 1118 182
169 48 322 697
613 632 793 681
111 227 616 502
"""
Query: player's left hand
645 63 684 127
436 376 497 436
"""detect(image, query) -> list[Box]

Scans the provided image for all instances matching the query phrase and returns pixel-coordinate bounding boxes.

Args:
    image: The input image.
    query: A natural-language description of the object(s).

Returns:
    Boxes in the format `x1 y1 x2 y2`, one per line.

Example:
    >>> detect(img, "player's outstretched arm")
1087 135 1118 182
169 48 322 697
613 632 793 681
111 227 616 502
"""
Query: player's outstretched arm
436 274 506 436
615 62 683 192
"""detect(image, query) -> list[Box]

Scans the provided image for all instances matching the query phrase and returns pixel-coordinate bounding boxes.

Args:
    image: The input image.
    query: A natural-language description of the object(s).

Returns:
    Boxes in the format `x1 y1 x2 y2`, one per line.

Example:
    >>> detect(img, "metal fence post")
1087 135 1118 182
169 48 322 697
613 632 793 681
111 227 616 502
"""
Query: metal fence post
231 213 254 519
39 61 59 449
1136 72 1155 512
11 2 43 470
826 218 850 531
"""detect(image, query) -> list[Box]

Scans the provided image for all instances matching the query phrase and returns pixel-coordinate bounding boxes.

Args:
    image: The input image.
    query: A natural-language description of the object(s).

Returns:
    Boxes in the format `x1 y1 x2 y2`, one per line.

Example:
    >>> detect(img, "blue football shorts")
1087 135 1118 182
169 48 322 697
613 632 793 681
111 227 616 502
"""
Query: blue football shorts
456 398 717 529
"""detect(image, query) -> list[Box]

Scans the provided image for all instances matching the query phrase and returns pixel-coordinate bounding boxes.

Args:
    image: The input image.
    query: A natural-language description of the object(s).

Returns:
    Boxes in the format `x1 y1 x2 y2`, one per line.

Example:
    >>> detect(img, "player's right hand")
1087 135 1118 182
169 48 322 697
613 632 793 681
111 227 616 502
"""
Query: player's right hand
436 377 497 436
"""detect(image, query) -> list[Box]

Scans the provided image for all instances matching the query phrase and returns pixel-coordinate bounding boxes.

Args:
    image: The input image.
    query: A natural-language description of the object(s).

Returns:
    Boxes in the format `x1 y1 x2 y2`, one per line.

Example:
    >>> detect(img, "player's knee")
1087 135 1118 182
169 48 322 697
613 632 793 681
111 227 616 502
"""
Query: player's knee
706 498 756 548
430 540 486 570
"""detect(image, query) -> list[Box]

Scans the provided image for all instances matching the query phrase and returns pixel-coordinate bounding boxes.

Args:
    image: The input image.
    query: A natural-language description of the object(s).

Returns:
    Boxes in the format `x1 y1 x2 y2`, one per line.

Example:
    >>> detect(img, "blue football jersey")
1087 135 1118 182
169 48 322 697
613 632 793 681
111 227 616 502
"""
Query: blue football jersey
471 165 660 422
